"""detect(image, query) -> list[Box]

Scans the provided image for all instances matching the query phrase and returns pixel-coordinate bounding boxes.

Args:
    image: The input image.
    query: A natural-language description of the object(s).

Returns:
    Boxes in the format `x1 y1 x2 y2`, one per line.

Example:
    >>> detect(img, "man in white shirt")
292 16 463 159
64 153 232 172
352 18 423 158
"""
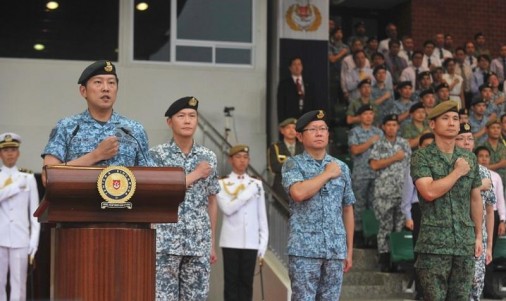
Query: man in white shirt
490 45 506 83
0 132 40 301
378 23 402 54
434 33 453 60
422 40 442 70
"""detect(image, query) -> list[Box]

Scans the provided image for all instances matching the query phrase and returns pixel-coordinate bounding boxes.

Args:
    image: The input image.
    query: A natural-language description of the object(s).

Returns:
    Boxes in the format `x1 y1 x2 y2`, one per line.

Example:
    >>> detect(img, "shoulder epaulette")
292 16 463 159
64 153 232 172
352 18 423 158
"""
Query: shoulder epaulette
219 176 229 180
18 167 33 174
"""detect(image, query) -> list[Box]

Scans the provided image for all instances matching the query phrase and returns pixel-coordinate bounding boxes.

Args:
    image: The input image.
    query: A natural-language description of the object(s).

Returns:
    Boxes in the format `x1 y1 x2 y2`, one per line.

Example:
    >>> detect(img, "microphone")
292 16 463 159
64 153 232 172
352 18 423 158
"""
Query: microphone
64 125 80 164
120 127 149 166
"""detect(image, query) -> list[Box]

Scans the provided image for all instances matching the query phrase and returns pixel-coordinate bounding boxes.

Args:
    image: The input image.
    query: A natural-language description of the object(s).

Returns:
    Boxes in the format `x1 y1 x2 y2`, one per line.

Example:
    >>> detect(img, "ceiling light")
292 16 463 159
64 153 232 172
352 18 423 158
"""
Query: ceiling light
34 44 45 51
136 2 149 11
46 1 59 10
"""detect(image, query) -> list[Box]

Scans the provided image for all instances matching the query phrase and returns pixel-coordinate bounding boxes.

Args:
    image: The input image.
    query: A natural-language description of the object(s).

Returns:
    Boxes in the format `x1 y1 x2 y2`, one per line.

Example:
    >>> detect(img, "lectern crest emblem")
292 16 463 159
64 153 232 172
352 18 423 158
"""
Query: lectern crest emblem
97 166 136 209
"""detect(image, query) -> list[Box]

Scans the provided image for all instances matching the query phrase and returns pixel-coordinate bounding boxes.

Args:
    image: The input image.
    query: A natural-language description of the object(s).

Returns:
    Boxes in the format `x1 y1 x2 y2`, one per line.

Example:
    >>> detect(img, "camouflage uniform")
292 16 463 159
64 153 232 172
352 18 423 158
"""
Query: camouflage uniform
469 114 489 145
346 98 380 125
267 140 303 204
371 83 394 124
411 143 481 301
42 110 153 166
369 136 411 254
389 99 414 126
348 125 383 231
480 140 506 191
471 165 496 301
149 139 220 301
282 152 355 301
400 120 431 146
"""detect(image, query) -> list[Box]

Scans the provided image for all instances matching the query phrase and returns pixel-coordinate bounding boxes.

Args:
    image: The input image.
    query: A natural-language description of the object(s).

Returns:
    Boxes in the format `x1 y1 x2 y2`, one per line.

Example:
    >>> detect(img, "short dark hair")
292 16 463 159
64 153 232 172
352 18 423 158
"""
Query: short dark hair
419 133 435 146
474 145 491 156
288 56 302 67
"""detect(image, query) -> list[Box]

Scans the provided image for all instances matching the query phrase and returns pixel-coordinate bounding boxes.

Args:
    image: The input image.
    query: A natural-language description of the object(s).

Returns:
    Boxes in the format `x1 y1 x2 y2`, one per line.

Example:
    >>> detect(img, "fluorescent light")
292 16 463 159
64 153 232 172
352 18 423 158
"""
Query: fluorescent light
34 44 45 51
46 1 59 10
136 2 148 11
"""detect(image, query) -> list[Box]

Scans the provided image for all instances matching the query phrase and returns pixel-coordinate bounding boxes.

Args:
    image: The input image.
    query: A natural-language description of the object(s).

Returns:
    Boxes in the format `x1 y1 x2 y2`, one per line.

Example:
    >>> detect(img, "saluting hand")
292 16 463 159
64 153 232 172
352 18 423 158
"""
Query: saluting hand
325 162 341 179
95 136 119 161
454 157 470 177
195 161 212 180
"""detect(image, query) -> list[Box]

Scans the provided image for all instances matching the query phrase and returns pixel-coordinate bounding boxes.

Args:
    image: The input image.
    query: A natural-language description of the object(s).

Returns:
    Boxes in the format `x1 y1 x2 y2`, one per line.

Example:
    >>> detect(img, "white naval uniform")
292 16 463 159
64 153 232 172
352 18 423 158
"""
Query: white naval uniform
0 166 40 301
217 172 268 257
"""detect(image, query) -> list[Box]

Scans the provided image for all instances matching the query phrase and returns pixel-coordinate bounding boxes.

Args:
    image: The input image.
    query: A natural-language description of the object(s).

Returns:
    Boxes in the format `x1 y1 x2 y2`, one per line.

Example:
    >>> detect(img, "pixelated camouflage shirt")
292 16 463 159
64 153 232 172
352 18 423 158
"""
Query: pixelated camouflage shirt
348 125 383 179
369 136 411 199
411 142 481 255
480 140 506 188
479 164 496 242
42 110 153 166
149 139 220 256
282 151 355 259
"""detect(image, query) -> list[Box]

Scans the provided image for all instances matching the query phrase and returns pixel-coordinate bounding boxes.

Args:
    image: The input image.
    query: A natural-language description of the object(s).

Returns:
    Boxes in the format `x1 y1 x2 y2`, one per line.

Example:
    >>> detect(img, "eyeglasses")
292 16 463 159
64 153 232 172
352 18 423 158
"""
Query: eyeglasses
302 126 329 134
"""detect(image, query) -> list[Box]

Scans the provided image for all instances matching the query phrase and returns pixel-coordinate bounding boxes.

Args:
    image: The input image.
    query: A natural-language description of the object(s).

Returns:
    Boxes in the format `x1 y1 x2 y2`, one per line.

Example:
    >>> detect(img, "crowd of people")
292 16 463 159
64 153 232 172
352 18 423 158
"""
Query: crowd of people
269 20 506 300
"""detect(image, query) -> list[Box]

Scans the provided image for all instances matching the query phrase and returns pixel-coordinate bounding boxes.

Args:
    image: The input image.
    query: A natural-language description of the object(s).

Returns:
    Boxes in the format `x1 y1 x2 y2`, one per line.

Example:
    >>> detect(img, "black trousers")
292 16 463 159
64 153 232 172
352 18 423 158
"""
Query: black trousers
222 248 258 301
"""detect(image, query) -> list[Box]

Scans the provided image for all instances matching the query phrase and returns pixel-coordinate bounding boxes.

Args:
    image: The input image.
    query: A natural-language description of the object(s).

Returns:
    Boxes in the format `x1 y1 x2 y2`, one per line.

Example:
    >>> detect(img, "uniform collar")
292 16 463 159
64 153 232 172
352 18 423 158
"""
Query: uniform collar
168 138 197 156
1 165 18 175
229 171 249 181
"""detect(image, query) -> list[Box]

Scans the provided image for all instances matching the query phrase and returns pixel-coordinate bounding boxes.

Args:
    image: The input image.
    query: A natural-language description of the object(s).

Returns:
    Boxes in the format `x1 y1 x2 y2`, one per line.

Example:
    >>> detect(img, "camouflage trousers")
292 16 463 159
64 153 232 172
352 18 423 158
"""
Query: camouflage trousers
352 177 375 231
470 241 487 301
156 253 210 301
373 196 404 254
415 253 475 301
288 256 344 301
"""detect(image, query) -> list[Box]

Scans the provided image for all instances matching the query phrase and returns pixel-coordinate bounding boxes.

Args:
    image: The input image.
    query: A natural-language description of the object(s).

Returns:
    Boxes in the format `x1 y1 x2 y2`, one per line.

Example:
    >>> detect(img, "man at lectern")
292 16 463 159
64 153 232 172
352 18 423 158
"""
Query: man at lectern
149 96 220 301
41 60 153 170
0 132 40 301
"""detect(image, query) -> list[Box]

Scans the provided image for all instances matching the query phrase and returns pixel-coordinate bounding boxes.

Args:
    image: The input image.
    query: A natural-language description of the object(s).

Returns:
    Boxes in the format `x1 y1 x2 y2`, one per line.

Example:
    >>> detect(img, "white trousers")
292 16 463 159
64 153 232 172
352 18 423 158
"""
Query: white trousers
0 246 28 301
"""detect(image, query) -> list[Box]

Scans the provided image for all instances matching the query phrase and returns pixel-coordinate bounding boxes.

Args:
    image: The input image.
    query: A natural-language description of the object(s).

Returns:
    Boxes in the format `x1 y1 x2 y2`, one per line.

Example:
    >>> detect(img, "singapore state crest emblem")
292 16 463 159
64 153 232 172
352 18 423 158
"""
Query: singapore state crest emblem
285 1 322 32
97 166 136 209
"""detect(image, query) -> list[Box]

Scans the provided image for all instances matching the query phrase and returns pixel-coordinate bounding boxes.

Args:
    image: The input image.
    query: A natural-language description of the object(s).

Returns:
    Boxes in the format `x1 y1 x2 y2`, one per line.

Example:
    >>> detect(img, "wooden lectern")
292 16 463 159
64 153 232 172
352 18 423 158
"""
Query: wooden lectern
35 165 186 301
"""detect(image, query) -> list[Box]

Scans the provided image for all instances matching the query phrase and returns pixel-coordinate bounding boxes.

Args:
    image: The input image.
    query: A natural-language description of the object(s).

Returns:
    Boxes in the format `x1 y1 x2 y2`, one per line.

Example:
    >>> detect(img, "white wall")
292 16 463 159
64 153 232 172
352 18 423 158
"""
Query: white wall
0 1 268 175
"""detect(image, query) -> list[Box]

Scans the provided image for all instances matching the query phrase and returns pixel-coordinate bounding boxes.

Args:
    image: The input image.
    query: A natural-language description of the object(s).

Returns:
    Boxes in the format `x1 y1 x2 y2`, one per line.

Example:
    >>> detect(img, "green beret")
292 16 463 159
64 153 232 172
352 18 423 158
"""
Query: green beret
0 132 21 149
357 78 372 88
427 101 458 120
165 96 199 118
459 122 472 134
382 114 399 125
486 119 501 128
409 102 425 113
229 144 249 156
279 118 297 127
78 60 117 85
419 89 434 98
435 82 450 91
397 81 412 90
356 104 374 116
296 110 327 132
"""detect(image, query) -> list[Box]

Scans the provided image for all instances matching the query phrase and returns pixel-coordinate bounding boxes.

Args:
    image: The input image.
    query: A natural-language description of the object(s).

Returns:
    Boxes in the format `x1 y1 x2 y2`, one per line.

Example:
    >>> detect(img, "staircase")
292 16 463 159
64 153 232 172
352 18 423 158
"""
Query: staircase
341 248 414 300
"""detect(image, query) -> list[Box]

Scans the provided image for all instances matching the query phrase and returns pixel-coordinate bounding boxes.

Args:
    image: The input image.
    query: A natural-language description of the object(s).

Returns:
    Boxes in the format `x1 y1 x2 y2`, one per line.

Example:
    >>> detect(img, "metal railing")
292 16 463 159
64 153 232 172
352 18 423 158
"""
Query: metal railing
197 113 289 266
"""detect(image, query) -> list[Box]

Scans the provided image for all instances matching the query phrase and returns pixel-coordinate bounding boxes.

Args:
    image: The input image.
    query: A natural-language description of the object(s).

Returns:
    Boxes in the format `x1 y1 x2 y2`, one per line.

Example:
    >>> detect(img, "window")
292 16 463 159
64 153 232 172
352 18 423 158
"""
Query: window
134 0 253 65
0 0 119 61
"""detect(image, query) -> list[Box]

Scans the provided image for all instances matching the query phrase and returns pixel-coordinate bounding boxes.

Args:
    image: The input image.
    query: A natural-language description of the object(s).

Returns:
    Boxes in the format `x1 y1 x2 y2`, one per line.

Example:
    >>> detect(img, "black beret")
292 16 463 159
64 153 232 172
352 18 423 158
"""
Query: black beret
479 83 493 91
471 97 485 106
427 101 458 120
435 82 450 91
356 104 374 116
459 122 472 134
458 108 469 115
417 70 431 80
419 89 434 98
165 96 199 117
296 110 327 132
397 81 413 89
409 102 425 113
78 60 117 85
357 78 372 88
382 114 399 125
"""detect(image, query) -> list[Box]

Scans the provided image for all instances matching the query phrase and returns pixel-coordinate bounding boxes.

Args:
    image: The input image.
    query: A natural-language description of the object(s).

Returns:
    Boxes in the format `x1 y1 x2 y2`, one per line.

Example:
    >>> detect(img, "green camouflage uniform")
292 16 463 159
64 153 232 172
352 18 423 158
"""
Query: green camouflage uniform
410 142 481 301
